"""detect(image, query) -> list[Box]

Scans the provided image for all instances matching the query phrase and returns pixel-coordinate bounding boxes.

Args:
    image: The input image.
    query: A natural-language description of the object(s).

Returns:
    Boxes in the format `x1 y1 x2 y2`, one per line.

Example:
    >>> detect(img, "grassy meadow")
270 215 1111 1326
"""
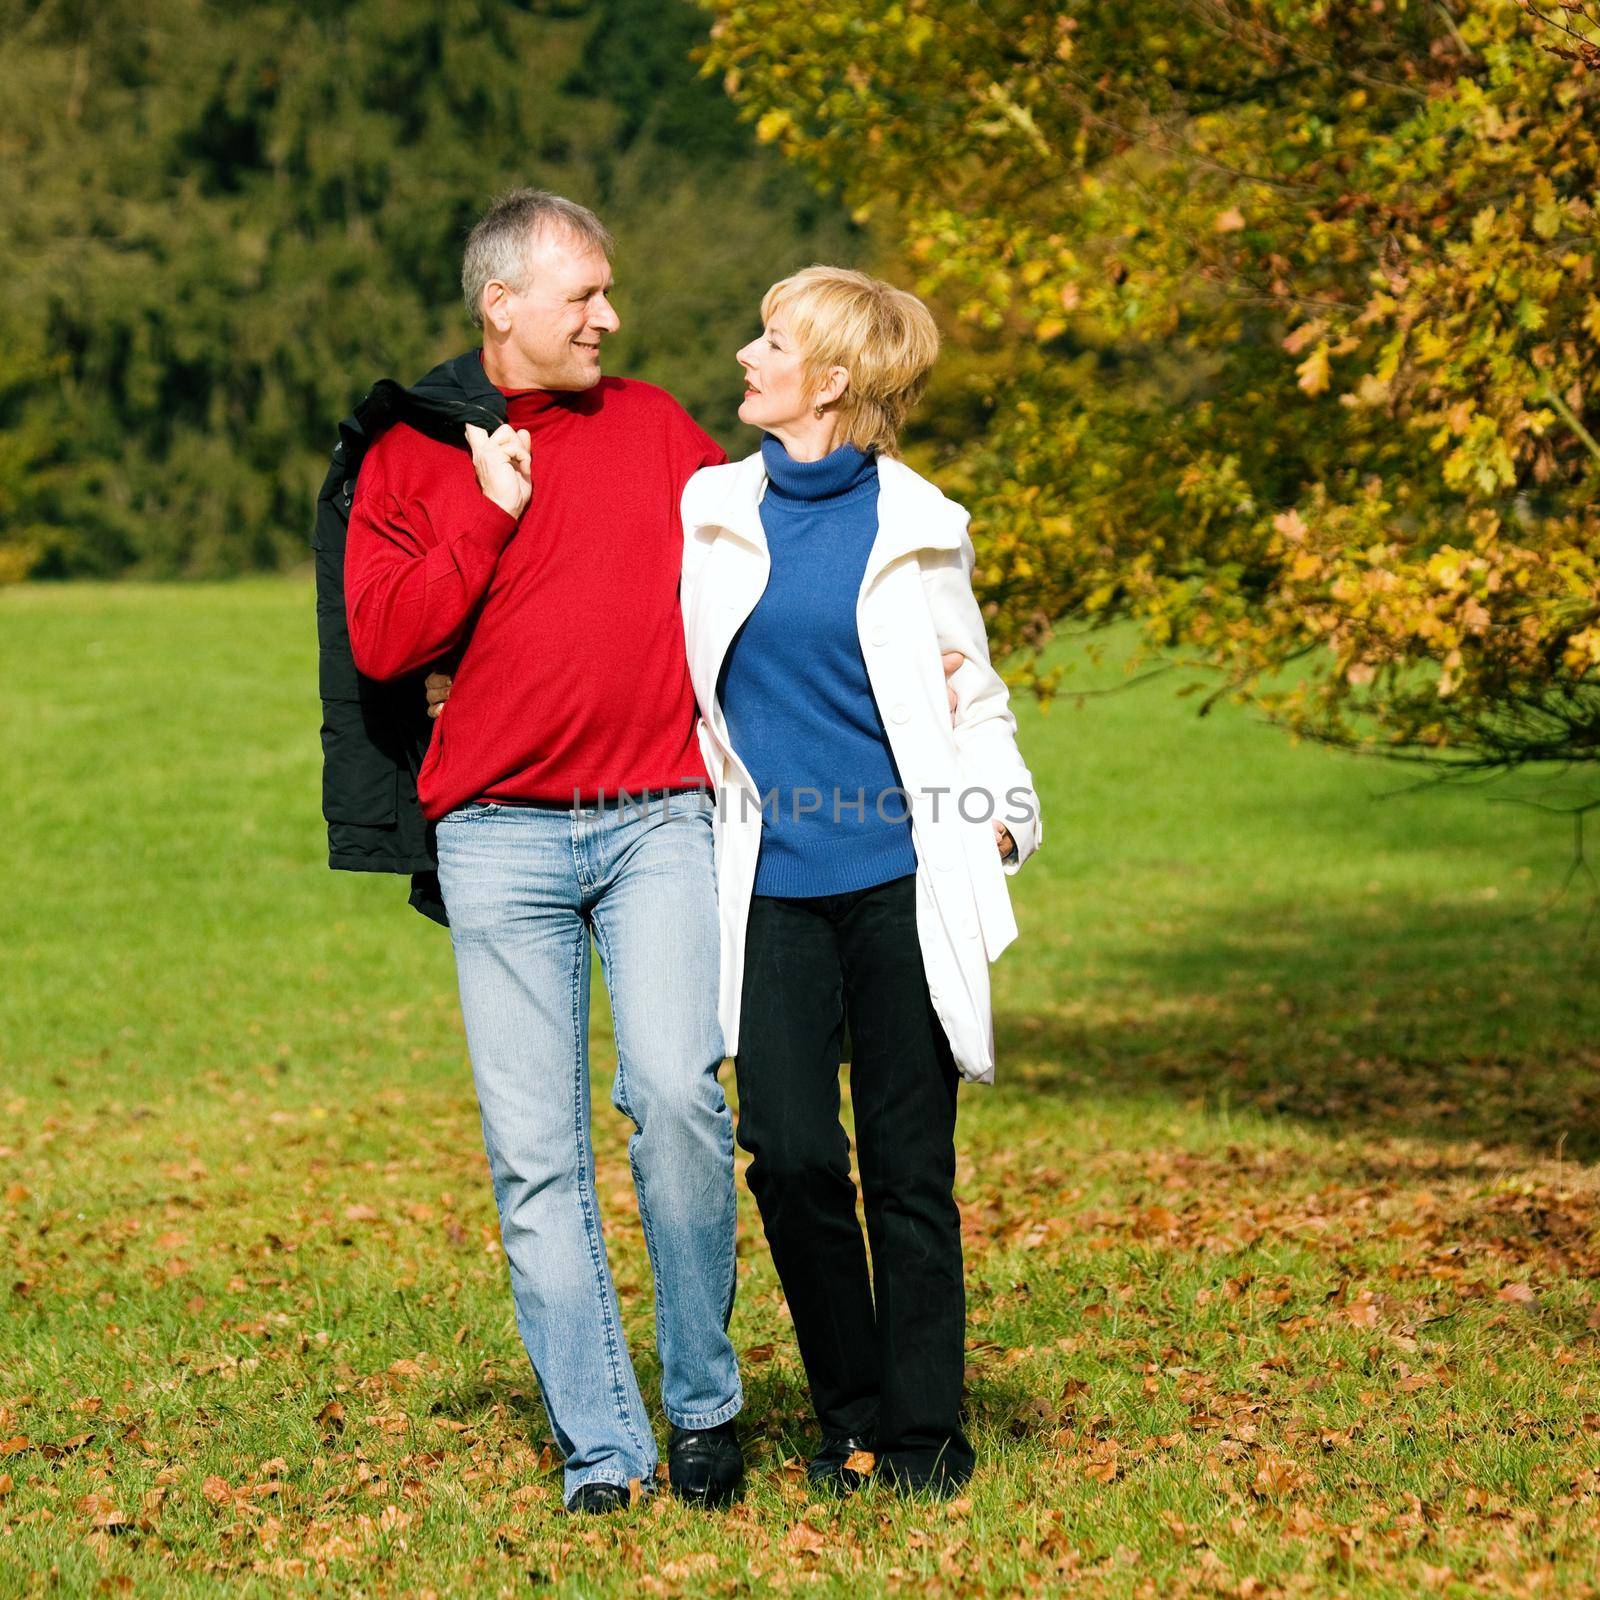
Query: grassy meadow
3 577 1600 1597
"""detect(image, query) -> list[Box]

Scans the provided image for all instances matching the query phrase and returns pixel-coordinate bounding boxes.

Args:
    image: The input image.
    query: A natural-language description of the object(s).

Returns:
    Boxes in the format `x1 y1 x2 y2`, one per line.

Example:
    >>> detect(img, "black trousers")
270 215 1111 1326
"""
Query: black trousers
734 872 974 1483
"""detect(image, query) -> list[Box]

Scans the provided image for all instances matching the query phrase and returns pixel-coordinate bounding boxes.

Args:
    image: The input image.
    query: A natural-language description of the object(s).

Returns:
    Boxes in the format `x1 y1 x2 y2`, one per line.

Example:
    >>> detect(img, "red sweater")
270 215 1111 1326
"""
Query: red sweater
345 375 727 820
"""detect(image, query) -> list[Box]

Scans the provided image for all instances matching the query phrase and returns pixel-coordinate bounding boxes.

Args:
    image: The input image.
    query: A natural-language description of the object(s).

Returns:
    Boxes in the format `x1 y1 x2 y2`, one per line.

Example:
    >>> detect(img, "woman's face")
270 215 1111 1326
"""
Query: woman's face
736 313 812 433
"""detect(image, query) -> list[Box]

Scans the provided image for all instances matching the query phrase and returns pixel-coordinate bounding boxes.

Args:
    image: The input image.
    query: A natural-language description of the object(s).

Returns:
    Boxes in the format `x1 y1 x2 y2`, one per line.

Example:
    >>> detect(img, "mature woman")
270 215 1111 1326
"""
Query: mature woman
680 266 1041 1498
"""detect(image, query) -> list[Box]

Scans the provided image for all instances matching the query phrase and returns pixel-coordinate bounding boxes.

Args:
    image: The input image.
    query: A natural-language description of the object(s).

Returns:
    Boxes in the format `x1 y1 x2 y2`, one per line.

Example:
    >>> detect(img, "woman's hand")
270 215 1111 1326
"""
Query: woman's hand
464 423 533 519
941 650 962 720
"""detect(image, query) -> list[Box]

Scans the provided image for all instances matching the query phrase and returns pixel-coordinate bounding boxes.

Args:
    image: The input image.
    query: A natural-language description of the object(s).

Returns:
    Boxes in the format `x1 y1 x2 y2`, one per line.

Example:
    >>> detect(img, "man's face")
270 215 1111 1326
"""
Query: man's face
490 229 620 391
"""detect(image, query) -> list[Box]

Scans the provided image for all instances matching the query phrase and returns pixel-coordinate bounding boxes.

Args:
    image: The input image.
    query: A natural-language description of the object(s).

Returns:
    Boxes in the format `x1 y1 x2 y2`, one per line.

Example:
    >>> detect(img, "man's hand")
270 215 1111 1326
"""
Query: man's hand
465 422 533 519
425 671 452 720
994 822 1016 860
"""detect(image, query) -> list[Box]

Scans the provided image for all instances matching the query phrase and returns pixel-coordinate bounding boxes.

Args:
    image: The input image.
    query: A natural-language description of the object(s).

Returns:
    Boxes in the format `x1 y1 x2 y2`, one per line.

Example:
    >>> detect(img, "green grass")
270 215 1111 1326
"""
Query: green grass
3 577 1599 1598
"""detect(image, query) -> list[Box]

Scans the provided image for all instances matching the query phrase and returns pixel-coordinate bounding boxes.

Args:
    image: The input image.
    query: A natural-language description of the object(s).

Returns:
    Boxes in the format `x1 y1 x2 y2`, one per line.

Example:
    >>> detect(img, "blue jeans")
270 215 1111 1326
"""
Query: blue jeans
434 789 741 1505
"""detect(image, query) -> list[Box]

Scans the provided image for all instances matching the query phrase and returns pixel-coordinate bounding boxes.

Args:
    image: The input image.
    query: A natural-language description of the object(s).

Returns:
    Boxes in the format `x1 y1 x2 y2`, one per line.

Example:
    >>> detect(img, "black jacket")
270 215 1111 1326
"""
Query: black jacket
312 350 506 925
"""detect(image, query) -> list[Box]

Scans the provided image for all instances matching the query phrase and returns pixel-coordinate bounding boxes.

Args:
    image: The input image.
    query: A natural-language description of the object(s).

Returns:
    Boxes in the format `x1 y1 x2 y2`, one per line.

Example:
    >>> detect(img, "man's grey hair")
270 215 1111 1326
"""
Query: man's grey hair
461 189 615 328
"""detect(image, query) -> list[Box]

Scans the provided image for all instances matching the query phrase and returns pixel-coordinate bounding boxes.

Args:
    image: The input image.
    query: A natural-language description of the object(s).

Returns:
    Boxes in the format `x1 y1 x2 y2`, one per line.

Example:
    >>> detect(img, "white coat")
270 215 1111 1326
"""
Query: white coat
679 449 1042 1084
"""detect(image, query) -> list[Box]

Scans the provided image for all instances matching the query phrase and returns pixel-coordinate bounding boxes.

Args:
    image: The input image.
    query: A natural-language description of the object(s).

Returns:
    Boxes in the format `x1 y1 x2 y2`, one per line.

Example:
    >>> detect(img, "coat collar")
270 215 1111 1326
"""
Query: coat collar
701 451 963 582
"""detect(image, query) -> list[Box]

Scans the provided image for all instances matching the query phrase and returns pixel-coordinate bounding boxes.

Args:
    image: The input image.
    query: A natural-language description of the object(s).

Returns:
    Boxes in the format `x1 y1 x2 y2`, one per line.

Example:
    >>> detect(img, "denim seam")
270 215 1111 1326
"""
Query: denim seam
567 916 651 1466
591 823 740 1432
592 915 673 1388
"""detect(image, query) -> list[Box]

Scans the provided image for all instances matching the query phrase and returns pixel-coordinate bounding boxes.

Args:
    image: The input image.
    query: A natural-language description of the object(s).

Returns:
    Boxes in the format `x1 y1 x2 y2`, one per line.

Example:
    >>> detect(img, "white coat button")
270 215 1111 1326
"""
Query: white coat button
890 703 910 724
870 624 890 646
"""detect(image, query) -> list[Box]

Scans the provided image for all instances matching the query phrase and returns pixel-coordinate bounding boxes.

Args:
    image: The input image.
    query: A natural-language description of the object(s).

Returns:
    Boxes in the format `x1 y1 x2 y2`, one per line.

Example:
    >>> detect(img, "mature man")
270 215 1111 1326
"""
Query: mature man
340 189 741 1514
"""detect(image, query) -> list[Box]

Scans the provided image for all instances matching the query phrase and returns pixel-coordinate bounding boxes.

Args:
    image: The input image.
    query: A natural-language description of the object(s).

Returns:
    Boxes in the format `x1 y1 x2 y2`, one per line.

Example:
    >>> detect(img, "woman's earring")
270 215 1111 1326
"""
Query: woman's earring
813 404 825 419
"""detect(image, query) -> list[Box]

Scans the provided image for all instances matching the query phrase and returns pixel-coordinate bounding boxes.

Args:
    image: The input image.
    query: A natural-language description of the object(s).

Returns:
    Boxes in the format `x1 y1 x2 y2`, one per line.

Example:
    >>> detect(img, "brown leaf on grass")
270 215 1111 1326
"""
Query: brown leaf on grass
1082 1440 1120 1483
1328 1525 1364 1566
1497 1282 1536 1304
0 1473 12 1499
784 1519 828 1556
201 1474 233 1507
740 1343 777 1365
342 1204 379 1223
78 1493 132 1532
315 1400 345 1435
844 1450 875 1474
0 1436 28 1457
1131 1204 1179 1238
662 1554 720 1581
40 1433 92 1460
1252 1454 1313 1498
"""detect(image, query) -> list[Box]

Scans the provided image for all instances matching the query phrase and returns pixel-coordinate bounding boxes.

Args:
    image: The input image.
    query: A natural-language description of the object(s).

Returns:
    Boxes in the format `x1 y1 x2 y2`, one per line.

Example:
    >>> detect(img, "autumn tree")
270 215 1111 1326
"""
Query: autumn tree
703 0 1600 770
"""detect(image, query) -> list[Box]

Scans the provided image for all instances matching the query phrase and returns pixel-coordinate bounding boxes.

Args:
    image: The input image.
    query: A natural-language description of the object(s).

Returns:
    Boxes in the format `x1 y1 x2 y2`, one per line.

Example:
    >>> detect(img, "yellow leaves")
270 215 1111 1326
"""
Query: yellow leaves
1281 319 1325 357
1413 328 1453 366
1297 343 1332 397
1563 626 1600 674
1034 316 1067 342
1436 647 1464 699
1272 509 1307 544
1340 373 1390 409
754 109 793 144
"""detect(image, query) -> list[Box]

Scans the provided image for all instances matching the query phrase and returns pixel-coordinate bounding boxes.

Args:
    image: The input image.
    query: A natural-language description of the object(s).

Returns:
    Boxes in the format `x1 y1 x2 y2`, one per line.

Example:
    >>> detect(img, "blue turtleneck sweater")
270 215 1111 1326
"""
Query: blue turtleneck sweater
718 435 918 897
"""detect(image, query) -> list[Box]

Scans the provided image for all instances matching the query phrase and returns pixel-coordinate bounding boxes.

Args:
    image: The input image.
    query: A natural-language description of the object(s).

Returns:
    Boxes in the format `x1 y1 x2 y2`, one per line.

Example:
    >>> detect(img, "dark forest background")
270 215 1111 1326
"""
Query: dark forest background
0 0 860 581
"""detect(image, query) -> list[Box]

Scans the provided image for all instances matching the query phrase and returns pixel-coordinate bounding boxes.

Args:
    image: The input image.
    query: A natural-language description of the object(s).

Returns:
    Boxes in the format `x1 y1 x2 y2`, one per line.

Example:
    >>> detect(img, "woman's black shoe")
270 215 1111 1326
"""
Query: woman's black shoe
567 1482 632 1514
806 1434 876 1494
668 1420 745 1506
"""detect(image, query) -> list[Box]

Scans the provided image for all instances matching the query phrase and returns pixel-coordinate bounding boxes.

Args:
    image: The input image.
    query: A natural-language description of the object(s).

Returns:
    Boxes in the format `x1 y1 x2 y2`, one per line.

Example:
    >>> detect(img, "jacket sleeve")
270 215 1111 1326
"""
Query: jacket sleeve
920 508 1043 874
344 447 519 682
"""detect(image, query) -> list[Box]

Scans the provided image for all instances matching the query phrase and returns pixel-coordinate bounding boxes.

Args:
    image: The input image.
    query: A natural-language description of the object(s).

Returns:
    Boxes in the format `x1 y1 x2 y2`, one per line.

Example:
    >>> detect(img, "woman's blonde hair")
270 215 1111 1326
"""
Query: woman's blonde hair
760 266 940 457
